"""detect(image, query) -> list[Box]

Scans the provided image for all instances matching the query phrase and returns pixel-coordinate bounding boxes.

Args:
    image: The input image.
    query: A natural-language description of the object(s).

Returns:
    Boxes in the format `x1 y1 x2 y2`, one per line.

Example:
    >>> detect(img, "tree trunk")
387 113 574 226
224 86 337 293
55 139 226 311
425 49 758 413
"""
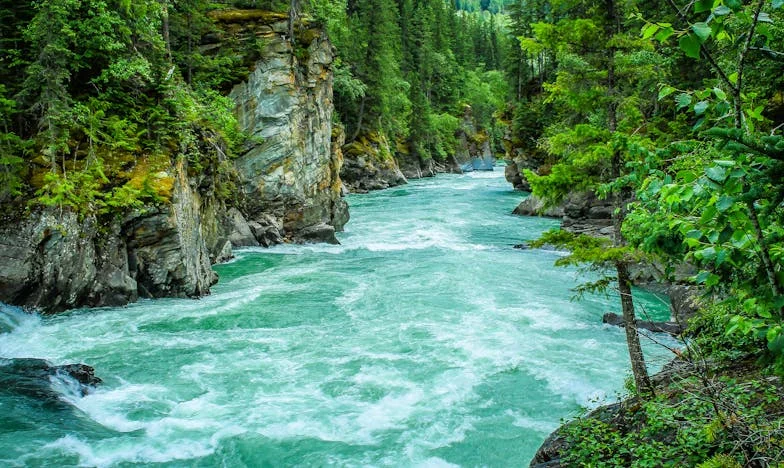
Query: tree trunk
351 96 366 142
161 2 171 61
747 201 784 301
617 261 653 392
606 0 653 395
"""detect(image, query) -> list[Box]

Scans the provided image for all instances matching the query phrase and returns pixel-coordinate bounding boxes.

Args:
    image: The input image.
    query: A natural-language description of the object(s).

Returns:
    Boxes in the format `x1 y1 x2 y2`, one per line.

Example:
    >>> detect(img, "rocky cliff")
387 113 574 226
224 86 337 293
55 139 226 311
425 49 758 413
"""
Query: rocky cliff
340 132 408 193
221 10 348 244
0 158 216 312
0 10 347 313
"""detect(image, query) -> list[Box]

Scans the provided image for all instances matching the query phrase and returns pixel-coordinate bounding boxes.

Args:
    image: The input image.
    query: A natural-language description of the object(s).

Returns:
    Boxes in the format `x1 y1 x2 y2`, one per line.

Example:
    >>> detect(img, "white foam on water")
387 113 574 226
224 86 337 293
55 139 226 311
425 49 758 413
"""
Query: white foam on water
504 409 561 434
0 303 40 335
413 457 461 468
44 434 215 467
0 168 679 466
355 387 424 434
70 383 173 433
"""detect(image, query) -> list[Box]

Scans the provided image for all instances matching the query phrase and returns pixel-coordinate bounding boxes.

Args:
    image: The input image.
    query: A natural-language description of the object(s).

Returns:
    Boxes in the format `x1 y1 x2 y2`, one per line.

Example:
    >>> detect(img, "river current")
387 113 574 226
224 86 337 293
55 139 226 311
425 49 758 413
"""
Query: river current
0 169 675 466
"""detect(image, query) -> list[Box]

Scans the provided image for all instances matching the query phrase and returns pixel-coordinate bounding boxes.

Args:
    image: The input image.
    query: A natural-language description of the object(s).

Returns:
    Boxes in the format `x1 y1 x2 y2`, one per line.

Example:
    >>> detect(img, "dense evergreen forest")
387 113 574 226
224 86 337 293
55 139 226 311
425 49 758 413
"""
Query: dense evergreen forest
0 0 508 213
506 0 784 464
1 0 784 464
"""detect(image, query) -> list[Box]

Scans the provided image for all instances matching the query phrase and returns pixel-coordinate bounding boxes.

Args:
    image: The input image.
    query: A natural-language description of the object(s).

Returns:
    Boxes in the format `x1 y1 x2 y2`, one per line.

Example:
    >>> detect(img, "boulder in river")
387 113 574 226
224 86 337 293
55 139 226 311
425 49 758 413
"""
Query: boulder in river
0 358 101 401
602 312 684 336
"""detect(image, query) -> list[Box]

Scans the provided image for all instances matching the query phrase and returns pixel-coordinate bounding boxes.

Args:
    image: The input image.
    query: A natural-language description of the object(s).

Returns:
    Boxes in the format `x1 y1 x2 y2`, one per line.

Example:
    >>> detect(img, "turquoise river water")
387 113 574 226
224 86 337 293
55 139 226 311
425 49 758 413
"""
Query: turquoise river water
0 169 676 467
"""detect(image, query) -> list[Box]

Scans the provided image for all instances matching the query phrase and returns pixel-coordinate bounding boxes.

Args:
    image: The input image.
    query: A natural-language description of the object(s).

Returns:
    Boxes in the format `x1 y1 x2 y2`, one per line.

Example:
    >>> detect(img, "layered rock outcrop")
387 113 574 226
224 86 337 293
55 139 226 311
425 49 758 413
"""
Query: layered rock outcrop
0 10 348 313
0 160 215 313
225 11 347 243
340 133 407 192
454 105 495 172
512 191 613 238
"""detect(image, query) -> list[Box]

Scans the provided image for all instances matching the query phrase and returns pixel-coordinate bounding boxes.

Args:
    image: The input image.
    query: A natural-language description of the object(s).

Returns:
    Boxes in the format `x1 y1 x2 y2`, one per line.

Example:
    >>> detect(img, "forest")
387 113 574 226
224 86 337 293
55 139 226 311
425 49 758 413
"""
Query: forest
0 0 507 214
508 0 784 464
1 0 783 465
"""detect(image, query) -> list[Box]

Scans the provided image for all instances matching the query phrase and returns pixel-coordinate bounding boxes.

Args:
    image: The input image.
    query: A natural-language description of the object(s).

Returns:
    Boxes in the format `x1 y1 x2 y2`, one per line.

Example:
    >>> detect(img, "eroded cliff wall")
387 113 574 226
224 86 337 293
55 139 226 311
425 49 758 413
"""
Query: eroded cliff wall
0 10 347 313
221 11 347 243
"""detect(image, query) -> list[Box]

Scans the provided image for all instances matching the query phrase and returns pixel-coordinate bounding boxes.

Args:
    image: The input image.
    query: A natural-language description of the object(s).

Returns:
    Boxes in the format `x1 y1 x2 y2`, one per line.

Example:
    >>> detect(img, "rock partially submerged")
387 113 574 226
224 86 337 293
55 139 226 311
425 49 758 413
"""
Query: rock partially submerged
512 194 565 218
602 312 685 336
0 358 101 401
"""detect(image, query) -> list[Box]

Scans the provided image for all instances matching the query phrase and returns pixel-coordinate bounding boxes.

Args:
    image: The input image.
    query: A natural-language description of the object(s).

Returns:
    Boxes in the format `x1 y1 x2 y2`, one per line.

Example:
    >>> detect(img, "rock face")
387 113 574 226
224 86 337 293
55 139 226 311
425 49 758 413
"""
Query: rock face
512 191 613 237
0 10 349 313
397 152 437 180
228 14 347 243
340 133 407 192
0 160 216 313
454 105 495 172
512 194 565 218
505 159 530 191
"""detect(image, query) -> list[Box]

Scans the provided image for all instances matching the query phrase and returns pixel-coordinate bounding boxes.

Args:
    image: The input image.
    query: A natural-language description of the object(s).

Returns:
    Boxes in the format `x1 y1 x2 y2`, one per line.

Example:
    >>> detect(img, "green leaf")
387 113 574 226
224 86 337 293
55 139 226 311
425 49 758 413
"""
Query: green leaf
694 101 709 115
706 165 727 182
774 0 784 9
642 23 660 39
679 33 702 59
677 169 697 182
696 246 717 261
726 0 742 10
676 93 692 110
658 86 676 100
768 333 784 354
655 27 675 42
728 72 738 84
716 196 734 212
713 5 731 15
715 248 729 267
692 22 712 43
712 87 726 100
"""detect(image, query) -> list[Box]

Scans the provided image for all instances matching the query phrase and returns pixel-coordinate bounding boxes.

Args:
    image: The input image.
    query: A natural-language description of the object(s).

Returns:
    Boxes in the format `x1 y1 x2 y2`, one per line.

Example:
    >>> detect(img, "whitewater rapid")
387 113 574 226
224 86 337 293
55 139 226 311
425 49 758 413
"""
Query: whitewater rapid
0 169 675 466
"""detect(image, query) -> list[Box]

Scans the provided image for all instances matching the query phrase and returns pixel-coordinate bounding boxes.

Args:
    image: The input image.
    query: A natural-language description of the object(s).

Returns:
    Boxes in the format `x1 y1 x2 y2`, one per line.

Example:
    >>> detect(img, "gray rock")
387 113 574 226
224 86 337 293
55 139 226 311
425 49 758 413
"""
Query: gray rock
505 160 530 191
248 217 284 247
297 223 339 245
397 154 436 180
513 194 565 218
0 358 101 400
602 312 685 335
229 23 347 239
341 135 408 192
226 208 259 247
667 284 702 324
213 239 234 264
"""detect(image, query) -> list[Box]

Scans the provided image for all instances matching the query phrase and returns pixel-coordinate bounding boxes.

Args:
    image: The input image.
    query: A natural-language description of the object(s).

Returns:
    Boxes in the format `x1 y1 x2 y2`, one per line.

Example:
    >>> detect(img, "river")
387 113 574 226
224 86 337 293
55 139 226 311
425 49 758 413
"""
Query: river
0 169 675 466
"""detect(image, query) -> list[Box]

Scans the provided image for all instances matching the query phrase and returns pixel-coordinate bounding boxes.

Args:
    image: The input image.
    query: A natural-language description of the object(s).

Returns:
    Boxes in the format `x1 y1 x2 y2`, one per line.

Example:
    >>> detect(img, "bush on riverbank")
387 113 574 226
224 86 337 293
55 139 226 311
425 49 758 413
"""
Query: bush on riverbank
532 303 784 467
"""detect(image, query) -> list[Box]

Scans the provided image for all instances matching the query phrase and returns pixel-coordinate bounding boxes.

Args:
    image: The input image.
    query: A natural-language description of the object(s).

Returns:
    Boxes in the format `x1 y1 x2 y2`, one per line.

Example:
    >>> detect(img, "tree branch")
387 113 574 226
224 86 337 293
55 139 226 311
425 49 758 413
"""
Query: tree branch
664 0 735 95
735 0 766 128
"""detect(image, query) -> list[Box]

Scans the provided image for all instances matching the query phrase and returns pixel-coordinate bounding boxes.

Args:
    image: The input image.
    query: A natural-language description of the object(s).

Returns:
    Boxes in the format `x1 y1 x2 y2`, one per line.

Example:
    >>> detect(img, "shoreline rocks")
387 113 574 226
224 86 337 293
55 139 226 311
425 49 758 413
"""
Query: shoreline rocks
0 10 350 313
0 358 101 400
602 312 685 336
